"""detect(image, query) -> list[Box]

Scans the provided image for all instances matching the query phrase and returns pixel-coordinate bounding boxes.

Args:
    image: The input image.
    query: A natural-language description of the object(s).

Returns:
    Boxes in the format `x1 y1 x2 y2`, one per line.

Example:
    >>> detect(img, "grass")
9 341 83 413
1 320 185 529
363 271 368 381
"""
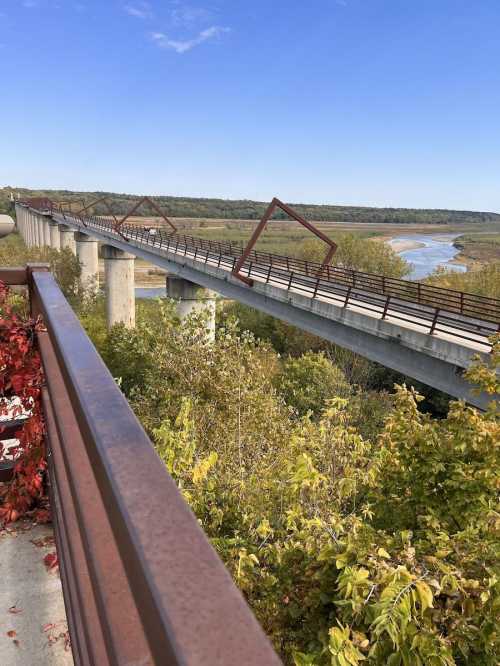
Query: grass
453 231 500 267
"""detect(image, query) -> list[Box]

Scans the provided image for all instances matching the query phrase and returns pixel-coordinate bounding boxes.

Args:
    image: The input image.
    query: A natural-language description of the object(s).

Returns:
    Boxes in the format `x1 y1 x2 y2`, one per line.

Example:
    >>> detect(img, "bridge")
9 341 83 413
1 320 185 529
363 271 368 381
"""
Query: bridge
15 199 500 409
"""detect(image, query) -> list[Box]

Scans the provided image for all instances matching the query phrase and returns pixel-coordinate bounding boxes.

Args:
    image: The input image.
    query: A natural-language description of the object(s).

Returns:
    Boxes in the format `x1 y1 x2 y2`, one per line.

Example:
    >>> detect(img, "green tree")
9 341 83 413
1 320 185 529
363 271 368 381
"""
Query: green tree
299 234 410 278
276 352 350 417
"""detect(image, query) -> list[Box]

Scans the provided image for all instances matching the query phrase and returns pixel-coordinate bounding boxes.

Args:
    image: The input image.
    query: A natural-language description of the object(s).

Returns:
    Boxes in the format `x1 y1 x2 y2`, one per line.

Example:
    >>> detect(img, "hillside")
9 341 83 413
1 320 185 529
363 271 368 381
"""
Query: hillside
1 186 499 225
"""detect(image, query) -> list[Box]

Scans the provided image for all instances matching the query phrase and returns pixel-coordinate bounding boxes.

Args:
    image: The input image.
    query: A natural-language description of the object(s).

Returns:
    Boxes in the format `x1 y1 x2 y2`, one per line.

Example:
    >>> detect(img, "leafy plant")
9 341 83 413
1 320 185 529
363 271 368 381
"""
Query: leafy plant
0 281 48 524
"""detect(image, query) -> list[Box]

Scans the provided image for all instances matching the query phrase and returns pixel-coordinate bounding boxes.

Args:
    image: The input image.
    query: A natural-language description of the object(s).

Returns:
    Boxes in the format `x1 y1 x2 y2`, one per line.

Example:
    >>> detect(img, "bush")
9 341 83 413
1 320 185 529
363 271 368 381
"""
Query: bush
299 234 410 278
276 352 350 416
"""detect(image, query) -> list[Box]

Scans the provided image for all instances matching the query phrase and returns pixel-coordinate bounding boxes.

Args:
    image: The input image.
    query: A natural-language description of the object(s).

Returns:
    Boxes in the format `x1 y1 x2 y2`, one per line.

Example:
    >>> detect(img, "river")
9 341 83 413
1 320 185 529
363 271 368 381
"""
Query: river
389 233 467 280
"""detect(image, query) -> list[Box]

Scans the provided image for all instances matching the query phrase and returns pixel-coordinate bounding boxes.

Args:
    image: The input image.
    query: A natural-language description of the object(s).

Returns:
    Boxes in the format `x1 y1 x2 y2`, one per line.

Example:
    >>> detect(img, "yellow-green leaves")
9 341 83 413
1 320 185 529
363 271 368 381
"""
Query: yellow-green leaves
329 625 366 666
415 582 434 614
192 452 218 485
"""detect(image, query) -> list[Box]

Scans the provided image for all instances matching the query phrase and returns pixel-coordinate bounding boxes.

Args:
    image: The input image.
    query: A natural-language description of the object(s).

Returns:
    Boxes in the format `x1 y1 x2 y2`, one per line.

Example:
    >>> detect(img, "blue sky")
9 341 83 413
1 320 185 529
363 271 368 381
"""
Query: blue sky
1 0 499 211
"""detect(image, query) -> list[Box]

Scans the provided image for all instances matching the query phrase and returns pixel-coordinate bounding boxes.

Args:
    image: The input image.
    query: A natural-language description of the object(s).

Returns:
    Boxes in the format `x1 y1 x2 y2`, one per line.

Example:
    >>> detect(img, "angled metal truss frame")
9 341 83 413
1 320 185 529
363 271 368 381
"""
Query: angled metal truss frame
76 196 119 228
232 197 337 286
113 196 177 235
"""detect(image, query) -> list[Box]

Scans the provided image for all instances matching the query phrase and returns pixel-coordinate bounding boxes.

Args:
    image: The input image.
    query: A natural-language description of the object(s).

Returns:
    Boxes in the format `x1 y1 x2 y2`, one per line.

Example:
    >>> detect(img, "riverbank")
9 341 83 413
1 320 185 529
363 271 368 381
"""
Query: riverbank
451 232 500 269
388 239 426 253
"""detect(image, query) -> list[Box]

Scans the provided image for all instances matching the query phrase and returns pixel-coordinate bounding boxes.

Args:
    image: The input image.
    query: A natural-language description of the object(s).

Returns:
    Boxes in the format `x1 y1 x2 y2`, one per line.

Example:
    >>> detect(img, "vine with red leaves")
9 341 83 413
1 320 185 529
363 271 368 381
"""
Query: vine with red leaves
0 280 49 525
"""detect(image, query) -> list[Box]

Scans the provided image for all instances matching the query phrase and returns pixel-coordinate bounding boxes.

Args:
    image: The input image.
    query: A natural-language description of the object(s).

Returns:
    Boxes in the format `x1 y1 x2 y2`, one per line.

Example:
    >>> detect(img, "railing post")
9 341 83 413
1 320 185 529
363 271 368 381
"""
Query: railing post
343 286 352 308
381 295 391 319
429 308 440 335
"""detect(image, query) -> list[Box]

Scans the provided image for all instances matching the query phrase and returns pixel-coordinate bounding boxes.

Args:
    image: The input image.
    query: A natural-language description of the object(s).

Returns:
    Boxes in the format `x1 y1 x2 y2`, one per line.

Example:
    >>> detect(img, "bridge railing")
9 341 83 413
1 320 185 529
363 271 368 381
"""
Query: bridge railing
54 207 500 326
0 265 280 666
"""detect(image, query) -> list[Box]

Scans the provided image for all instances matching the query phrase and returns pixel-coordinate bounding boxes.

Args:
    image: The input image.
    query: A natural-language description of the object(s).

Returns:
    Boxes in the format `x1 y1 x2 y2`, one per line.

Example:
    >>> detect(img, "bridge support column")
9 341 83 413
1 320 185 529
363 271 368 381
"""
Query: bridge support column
27 210 33 246
14 204 24 241
19 208 26 243
26 211 33 247
42 214 51 247
49 221 61 250
76 232 99 293
31 211 38 247
103 246 135 329
33 213 45 247
59 225 76 254
167 277 216 341
22 210 29 246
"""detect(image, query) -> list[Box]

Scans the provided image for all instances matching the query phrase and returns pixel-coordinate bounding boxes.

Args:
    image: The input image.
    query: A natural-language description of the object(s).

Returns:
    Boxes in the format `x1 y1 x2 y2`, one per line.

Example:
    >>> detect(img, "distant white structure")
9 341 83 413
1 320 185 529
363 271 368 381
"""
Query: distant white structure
0 214 15 238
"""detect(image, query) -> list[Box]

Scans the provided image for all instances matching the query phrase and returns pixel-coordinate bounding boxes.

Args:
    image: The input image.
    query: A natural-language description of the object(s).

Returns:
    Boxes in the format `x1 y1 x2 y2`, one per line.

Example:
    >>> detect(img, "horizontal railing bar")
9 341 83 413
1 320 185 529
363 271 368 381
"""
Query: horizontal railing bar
0 267 28 285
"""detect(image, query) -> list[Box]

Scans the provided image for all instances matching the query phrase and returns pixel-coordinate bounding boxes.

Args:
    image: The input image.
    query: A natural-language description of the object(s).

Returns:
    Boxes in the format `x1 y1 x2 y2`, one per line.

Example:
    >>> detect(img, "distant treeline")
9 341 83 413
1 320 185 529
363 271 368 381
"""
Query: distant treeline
2 186 499 225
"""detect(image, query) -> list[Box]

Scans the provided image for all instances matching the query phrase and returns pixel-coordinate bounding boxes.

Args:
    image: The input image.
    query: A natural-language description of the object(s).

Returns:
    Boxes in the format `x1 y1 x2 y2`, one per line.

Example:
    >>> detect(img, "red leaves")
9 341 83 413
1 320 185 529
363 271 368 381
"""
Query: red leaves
0 281 47 526
43 621 71 651
8 606 23 615
43 552 59 571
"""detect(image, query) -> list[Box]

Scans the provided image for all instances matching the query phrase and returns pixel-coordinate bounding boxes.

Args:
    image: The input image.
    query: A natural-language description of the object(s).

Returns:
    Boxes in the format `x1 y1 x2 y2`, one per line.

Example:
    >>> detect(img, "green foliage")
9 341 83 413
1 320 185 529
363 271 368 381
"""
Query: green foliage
85 291 499 664
141 325 499 665
426 262 500 299
0 232 83 303
276 352 350 417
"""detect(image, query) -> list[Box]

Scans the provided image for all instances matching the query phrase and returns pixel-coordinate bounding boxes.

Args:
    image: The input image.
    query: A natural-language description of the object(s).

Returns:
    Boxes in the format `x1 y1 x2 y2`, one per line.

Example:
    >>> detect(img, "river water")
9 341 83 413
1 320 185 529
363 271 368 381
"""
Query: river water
135 287 166 299
389 234 467 280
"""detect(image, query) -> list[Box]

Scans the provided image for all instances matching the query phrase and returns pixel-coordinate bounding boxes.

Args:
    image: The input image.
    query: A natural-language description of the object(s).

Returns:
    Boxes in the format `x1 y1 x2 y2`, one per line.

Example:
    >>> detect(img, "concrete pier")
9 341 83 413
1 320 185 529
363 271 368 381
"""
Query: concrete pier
103 246 135 328
76 232 99 292
167 276 216 340
49 221 61 250
34 213 42 247
42 215 51 247
27 211 35 247
59 225 76 254
31 212 38 247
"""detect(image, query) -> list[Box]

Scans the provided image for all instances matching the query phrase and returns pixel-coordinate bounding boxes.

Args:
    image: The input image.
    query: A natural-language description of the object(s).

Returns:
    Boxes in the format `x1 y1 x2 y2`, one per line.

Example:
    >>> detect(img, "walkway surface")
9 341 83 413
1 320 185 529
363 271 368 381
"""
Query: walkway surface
0 521 73 665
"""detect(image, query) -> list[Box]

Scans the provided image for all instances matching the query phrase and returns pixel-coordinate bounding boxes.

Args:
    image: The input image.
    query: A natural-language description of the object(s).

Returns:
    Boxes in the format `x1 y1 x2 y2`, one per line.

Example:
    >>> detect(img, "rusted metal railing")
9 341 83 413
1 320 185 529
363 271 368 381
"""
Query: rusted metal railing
0 266 281 666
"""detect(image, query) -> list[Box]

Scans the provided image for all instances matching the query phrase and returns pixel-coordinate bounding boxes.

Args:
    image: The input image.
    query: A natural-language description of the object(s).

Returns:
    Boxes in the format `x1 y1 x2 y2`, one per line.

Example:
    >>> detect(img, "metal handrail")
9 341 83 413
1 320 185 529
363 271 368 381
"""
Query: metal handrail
1 265 280 666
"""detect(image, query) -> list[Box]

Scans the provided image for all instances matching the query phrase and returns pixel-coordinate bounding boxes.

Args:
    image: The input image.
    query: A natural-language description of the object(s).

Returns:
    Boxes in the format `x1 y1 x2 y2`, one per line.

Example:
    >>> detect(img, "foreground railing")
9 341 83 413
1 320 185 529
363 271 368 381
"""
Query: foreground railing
1 266 280 666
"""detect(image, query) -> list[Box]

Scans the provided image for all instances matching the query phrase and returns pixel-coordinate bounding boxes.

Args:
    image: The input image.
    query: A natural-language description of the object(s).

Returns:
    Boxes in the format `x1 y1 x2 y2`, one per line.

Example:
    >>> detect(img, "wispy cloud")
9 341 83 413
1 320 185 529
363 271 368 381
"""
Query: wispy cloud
124 1 152 20
23 0 38 8
151 25 230 54
170 5 211 27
